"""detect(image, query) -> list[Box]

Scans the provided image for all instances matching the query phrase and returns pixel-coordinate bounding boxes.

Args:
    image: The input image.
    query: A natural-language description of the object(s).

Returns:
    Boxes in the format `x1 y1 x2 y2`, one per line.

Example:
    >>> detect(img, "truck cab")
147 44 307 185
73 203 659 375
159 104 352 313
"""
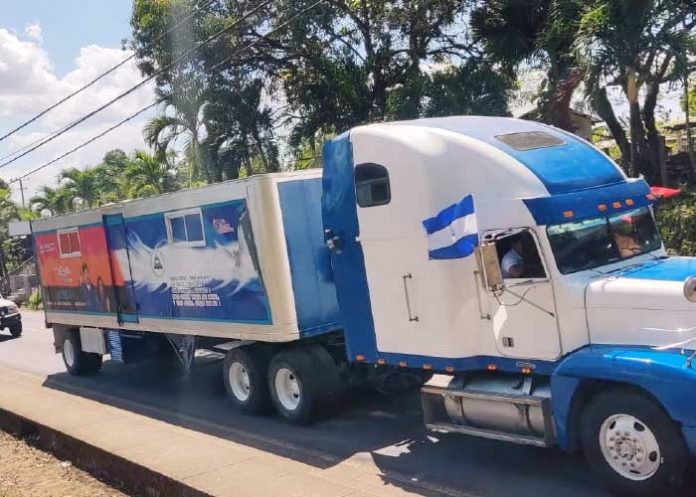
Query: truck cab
322 116 696 496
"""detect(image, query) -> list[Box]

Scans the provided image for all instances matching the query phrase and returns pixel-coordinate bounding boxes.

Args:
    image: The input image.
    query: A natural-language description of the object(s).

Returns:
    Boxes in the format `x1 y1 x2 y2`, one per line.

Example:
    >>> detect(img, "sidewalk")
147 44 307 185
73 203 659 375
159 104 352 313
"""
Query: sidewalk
0 365 439 497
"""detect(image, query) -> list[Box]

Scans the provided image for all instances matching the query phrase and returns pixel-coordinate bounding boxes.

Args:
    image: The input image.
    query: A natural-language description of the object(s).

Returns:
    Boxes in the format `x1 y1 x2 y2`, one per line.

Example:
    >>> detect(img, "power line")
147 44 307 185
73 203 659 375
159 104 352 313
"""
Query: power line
8 0 324 185
0 0 271 171
9 103 159 184
0 122 73 163
0 0 217 146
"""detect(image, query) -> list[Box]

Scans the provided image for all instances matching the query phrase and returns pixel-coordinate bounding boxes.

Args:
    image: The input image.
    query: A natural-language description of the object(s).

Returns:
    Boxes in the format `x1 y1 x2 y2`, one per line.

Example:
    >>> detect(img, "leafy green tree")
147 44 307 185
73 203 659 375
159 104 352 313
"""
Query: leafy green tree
60 167 100 209
470 0 583 131
144 82 208 184
130 0 513 169
576 0 696 180
204 78 279 178
94 149 130 202
123 150 179 198
29 186 72 216
424 60 513 117
0 186 23 274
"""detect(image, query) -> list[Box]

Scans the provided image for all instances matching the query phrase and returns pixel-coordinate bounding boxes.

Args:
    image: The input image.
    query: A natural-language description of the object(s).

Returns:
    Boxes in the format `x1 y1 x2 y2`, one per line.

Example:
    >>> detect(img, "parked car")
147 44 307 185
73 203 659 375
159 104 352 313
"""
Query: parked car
0 295 22 337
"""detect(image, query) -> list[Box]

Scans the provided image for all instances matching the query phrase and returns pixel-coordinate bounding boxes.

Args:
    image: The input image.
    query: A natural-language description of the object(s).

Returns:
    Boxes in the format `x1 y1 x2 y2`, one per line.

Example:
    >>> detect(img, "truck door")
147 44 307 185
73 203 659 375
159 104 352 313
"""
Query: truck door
321 134 379 361
482 229 561 360
104 214 139 324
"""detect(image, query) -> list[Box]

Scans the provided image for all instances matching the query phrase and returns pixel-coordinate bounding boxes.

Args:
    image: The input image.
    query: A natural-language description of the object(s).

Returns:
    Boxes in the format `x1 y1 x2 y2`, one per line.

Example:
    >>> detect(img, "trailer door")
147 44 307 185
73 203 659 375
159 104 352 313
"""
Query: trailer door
321 133 379 361
104 214 139 324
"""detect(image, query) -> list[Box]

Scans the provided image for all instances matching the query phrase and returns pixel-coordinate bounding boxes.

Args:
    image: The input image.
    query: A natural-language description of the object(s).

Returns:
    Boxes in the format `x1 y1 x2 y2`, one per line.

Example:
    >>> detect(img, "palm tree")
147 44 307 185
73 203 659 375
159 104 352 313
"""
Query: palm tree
576 0 696 181
123 150 178 198
470 0 583 132
60 167 99 210
29 185 72 216
143 79 208 185
204 78 280 178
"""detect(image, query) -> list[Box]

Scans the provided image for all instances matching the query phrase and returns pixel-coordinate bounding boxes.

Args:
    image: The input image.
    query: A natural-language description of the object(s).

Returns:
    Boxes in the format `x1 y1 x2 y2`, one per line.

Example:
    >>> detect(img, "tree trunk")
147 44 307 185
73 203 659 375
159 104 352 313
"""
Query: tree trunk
627 69 639 177
542 65 583 132
252 127 273 173
642 81 664 183
593 87 631 164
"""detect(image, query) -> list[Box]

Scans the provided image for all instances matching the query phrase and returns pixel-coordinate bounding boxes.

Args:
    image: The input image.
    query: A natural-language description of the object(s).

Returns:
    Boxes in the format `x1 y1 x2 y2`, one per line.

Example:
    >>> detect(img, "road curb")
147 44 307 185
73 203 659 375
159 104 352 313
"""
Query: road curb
0 405 212 497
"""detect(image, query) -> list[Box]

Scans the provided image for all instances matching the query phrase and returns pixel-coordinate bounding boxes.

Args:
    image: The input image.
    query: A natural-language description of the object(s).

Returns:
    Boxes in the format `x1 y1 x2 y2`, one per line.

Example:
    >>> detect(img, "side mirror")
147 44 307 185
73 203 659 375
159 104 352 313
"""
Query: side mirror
479 242 504 293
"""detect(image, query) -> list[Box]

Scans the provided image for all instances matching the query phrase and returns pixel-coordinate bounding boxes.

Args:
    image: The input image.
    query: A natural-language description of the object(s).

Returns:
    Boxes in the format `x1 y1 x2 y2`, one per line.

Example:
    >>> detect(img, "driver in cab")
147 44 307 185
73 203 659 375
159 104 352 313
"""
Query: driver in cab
501 233 545 279
612 216 642 258
502 238 526 278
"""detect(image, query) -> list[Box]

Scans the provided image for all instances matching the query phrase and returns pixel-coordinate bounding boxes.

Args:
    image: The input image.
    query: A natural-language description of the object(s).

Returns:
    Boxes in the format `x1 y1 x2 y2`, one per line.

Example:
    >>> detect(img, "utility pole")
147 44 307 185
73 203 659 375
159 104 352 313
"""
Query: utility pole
13 178 27 208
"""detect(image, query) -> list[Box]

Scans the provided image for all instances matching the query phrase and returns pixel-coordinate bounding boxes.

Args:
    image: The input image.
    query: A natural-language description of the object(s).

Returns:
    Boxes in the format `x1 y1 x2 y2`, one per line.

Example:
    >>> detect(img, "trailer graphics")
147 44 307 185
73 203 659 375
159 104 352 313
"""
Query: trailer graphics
122 200 269 323
35 224 117 314
35 199 270 324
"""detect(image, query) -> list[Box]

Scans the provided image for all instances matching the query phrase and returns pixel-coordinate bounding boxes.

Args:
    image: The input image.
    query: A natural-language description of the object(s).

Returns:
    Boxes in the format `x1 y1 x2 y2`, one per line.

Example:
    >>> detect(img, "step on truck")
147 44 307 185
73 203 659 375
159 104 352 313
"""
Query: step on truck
32 116 696 496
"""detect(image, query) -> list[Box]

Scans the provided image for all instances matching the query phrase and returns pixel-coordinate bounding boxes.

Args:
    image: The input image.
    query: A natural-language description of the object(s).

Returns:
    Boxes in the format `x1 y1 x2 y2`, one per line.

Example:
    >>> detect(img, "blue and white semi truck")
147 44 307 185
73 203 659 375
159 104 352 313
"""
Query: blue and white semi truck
33 116 696 496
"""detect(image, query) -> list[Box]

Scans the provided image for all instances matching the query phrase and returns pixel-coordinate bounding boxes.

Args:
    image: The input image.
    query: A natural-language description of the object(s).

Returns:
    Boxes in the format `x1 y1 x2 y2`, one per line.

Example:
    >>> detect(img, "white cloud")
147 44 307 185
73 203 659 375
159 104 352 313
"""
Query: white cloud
24 22 42 43
0 28 157 198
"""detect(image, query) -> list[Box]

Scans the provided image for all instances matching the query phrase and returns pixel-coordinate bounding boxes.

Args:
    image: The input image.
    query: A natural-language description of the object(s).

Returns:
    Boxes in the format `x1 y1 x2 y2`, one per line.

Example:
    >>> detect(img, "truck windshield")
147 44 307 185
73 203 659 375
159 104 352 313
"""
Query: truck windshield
547 206 661 274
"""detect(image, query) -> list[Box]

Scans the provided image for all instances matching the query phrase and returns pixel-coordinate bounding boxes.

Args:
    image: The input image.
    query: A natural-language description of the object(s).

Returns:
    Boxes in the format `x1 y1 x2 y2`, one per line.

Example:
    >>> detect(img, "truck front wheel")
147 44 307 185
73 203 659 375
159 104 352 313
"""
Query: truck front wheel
580 390 688 497
223 347 271 415
62 331 102 376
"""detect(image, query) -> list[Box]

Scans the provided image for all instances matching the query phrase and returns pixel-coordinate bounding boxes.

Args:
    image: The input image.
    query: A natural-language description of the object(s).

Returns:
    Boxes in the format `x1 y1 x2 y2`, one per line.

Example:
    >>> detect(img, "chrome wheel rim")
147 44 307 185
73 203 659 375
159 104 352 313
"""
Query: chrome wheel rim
275 367 301 411
229 362 251 402
63 339 76 368
599 413 661 481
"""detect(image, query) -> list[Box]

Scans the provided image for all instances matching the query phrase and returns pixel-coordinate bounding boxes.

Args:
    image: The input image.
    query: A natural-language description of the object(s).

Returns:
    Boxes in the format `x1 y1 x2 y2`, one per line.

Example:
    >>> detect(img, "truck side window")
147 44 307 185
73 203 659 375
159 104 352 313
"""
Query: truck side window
355 163 390 207
57 227 81 258
496 231 546 279
165 208 206 247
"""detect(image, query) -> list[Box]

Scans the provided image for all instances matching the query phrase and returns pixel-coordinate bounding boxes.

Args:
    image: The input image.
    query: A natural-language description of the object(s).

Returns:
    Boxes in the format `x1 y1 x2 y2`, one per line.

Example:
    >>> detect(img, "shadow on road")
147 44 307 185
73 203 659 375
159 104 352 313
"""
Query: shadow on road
43 355 609 497
0 334 19 343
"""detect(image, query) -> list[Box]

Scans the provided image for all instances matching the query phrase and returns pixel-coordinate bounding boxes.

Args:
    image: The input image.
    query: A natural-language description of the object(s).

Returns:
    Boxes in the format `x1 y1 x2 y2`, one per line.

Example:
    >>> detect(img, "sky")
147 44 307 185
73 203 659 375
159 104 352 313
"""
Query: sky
0 1 156 200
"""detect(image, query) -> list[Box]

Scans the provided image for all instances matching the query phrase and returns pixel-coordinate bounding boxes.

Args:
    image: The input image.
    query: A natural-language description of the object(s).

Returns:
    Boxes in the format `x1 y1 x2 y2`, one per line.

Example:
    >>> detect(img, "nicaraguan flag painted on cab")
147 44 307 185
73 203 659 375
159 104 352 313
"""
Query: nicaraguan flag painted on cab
422 195 478 260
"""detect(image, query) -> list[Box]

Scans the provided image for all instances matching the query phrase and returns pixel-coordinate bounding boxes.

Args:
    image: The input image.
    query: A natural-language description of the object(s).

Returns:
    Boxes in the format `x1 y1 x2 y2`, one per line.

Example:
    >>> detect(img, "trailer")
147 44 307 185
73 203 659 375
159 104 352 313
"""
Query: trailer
34 116 696 496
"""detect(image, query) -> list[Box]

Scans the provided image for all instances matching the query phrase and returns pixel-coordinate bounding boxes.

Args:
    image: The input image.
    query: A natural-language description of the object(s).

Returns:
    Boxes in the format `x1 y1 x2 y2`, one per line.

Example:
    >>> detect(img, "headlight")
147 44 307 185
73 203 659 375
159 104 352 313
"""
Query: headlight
7 305 17 314
684 277 696 302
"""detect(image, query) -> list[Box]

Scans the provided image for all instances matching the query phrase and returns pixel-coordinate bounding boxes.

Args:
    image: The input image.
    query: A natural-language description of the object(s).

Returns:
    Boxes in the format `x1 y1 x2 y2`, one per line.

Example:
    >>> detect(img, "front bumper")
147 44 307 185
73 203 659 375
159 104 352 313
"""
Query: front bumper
1 313 21 328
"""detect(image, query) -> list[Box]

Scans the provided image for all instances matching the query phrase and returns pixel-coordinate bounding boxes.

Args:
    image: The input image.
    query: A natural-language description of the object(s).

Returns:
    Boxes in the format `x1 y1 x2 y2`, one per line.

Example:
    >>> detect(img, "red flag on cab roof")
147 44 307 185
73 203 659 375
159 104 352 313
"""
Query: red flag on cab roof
650 186 681 199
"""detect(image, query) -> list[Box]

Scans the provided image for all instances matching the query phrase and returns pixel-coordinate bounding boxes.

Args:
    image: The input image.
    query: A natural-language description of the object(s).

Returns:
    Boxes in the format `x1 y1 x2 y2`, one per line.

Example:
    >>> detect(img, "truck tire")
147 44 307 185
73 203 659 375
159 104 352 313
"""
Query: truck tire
62 331 103 376
223 346 271 415
268 348 324 425
8 324 22 338
580 389 688 497
303 345 345 412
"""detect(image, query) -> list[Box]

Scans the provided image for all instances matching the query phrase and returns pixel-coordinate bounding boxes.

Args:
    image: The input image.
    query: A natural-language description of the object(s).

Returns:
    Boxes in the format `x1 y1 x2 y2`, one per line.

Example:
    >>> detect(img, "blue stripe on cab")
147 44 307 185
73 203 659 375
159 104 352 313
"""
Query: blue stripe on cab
505 135 625 195
524 179 651 225
619 257 696 282
441 123 625 195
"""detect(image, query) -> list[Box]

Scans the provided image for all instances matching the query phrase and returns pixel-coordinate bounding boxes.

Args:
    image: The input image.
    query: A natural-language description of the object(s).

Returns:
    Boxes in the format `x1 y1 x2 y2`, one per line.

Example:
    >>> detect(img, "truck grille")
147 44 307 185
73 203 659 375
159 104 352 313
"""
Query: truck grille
0 307 7 316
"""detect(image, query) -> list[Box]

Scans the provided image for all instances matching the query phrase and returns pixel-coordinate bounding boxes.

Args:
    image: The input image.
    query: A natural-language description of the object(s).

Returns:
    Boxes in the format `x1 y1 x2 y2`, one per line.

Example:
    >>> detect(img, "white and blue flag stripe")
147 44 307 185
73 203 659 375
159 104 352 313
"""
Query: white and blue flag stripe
422 195 478 260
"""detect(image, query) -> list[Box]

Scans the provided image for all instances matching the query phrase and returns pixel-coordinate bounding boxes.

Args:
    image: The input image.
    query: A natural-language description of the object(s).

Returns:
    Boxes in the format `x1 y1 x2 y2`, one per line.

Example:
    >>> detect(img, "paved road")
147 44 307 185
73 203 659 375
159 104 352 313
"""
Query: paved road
0 311 609 497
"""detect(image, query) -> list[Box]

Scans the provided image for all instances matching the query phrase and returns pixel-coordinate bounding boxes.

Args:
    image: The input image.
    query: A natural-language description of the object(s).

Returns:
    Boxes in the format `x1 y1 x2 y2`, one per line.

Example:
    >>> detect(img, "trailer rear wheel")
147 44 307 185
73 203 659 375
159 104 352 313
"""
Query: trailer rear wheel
62 331 102 376
580 389 688 497
269 348 324 425
223 347 271 415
